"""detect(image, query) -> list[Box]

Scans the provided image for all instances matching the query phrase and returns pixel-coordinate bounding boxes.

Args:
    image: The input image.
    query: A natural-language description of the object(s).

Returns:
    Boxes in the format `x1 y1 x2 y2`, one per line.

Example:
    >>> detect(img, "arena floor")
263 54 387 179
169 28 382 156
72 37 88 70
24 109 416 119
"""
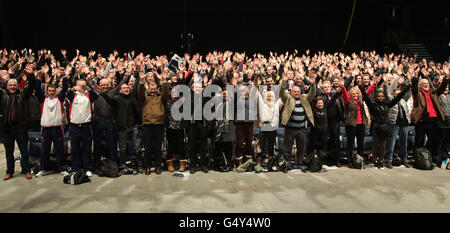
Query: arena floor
0 144 449 213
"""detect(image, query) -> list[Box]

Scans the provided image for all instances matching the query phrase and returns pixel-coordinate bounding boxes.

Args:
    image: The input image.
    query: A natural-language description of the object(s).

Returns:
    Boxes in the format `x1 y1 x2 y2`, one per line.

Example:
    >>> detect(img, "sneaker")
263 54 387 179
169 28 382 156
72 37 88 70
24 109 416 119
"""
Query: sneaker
254 165 264 173
35 170 47 178
86 171 93 177
61 171 70 176
441 158 449 170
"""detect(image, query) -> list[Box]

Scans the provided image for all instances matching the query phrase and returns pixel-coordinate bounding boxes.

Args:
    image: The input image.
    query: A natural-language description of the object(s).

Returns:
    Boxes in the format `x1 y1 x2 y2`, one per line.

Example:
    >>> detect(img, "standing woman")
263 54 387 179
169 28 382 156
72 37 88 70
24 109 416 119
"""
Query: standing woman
341 75 379 167
256 88 281 172
359 79 411 169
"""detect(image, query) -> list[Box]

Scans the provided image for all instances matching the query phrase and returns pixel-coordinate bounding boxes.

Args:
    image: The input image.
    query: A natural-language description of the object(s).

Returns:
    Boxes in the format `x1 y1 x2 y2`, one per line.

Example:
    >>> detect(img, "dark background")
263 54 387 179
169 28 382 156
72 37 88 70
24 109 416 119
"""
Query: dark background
0 0 448 60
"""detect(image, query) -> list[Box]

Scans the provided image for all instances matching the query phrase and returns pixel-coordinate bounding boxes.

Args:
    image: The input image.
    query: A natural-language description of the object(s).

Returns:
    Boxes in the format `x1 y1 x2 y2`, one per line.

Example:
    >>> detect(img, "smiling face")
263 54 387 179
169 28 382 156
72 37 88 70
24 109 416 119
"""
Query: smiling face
376 92 385 102
316 99 324 109
419 79 430 91
291 86 301 99
6 79 18 94
148 83 158 96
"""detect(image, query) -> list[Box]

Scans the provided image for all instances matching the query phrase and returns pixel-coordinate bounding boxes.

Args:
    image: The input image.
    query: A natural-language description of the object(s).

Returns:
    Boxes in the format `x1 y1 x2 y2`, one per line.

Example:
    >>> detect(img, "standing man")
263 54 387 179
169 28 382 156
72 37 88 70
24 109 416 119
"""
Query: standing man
101 74 141 172
138 77 170 175
34 69 70 177
279 73 316 171
410 67 449 165
66 79 98 176
0 65 35 180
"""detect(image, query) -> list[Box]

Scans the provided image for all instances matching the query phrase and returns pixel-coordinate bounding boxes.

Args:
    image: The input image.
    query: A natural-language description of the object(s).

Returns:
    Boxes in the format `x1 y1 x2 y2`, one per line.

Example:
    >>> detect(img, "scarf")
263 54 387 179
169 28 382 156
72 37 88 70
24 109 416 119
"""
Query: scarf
8 93 17 125
422 89 437 118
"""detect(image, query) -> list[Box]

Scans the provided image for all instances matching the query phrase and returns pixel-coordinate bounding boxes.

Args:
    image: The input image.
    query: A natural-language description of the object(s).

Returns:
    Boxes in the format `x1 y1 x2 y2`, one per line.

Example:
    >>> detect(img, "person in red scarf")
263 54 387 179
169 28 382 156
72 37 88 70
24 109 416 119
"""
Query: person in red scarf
410 66 449 166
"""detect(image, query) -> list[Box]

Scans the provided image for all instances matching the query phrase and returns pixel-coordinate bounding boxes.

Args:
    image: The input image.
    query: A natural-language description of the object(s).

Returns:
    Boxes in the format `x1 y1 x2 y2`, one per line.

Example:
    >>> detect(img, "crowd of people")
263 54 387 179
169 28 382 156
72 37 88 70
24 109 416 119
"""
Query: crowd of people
0 48 449 180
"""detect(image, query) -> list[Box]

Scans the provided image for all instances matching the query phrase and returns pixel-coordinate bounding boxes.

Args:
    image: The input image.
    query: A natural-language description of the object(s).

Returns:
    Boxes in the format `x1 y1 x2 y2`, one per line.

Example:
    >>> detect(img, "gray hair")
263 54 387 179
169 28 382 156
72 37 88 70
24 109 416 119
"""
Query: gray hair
6 78 18 85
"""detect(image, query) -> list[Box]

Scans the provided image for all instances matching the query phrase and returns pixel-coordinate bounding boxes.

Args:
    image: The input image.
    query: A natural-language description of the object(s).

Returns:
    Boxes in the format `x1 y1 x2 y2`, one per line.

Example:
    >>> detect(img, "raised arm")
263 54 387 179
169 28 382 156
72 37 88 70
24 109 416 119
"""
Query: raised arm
56 76 69 100
387 85 411 108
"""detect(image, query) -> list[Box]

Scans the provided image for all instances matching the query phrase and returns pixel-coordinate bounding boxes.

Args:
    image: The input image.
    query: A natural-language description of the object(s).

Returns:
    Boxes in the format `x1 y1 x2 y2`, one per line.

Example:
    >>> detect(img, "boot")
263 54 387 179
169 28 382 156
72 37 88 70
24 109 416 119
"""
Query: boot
166 160 175 172
235 156 243 168
179 160 186 172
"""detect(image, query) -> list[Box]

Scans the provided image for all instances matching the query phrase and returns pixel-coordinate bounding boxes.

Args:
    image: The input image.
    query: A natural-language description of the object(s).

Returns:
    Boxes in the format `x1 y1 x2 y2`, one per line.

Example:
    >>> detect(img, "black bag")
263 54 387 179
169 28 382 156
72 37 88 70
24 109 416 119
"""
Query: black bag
63 169 91 185
28 131 43 158
305 150 323 172
414 147 433 170
96 158 121 178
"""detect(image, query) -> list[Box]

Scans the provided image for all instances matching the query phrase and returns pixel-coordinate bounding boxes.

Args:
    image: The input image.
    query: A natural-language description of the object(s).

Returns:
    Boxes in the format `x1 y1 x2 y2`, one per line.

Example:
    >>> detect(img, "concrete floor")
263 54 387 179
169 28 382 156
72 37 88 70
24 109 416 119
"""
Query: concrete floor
1 145 450 213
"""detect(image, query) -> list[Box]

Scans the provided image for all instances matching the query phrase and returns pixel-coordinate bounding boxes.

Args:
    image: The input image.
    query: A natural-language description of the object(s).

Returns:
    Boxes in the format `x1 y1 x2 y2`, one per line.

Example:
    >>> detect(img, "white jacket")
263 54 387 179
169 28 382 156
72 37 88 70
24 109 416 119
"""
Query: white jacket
41 96 64 127
257 91 281 131
69 91 93 124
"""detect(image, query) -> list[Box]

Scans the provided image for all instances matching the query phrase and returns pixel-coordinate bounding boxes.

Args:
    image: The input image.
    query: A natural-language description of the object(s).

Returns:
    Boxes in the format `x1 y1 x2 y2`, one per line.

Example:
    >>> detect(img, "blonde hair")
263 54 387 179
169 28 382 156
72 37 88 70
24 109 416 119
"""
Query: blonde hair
349 86 362 98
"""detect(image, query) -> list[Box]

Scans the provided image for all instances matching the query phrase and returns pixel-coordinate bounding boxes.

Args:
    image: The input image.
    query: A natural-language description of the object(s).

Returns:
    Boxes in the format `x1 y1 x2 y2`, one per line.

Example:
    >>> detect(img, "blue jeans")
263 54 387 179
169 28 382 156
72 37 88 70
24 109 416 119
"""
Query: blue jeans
3 126 30 174
385 125 411 163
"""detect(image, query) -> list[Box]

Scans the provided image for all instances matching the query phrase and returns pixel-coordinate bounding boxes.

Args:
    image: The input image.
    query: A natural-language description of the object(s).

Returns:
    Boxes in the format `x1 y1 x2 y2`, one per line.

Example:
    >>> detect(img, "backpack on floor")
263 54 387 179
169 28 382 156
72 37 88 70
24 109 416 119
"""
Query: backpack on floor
96 158 121 178
414 147 433 170
63 169 91 185
305 150 323 172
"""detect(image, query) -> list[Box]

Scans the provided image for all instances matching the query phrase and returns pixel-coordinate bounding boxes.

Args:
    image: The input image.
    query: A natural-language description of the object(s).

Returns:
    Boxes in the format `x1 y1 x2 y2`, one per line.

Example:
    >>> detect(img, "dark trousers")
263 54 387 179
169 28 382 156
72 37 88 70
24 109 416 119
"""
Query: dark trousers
259 130 276 157
434 126 450 164
214 141 233 168
188 124 208 167
3 126 30 174
69 123 93 172
327 122 341 164
414 120 444 164
143 124 164 169
93 118 118 166
372 134 389 162
310 127 327 152
166 128 185 160
415 121 436 149
235 122 254 159
283 127 307 165
41 126 68 172
117 126 141 167
345 124 366 157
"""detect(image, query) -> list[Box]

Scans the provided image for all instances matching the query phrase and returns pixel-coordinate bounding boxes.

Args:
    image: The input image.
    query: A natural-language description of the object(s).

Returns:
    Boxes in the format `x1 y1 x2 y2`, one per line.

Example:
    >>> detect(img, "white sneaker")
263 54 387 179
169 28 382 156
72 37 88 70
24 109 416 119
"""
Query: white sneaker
35 170 47 178
86 171 93 177
61 171 70 176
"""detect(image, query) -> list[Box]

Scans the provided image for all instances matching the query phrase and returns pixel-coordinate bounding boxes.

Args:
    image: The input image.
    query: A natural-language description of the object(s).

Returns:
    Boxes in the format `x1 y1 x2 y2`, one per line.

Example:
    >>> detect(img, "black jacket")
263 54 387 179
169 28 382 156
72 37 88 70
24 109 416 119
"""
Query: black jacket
0 74 35 131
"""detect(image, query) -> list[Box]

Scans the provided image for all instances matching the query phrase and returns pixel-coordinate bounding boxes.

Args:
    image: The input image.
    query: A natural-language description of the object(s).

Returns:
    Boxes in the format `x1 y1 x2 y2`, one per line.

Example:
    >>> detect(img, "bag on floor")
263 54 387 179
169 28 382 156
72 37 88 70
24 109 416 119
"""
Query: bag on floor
305 150 323 172
63 169 91 185
96 158 121 178
349 153 364 169
28 131 43 158
414 147 433 170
